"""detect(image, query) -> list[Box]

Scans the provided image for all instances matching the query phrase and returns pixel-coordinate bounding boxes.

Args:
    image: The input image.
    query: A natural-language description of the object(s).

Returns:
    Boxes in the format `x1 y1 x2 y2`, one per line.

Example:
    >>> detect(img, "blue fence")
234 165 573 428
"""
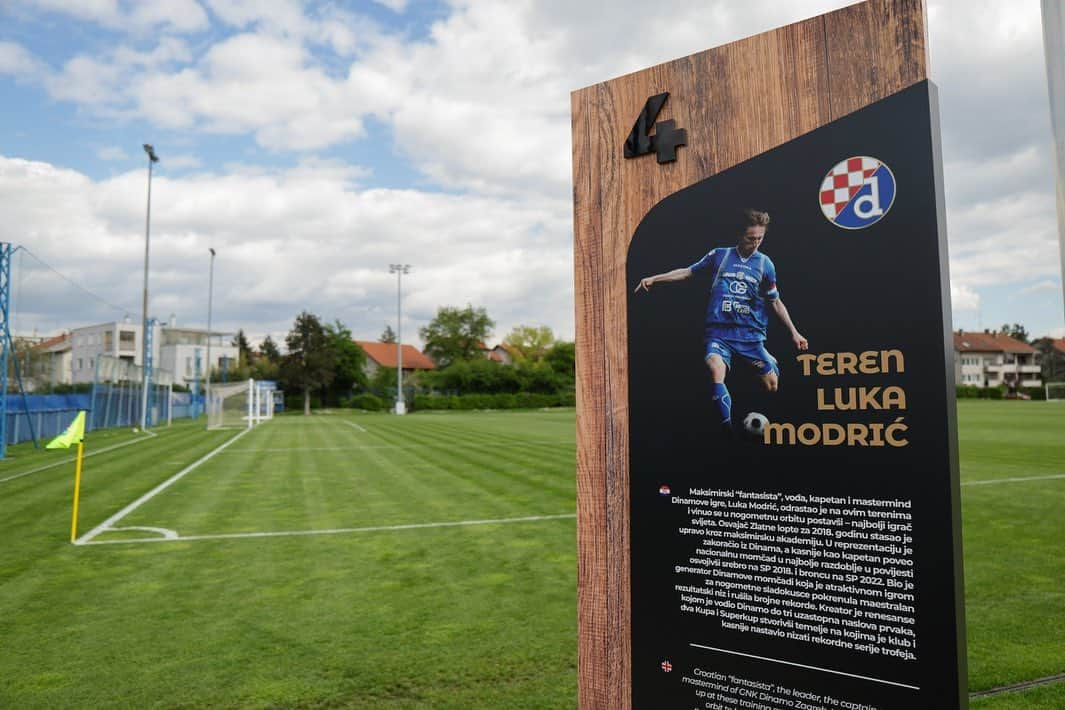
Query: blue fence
3 387 202 448
4 394 91 446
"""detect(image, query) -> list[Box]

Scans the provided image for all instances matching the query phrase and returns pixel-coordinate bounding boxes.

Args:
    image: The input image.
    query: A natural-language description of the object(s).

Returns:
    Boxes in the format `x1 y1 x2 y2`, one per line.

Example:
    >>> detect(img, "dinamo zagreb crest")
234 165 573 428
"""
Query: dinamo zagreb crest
819 156 896 229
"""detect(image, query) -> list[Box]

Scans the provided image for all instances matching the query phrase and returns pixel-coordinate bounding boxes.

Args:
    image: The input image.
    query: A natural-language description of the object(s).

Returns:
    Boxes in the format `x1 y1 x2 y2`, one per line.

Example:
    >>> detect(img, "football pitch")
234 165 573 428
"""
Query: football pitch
0 402 1062 708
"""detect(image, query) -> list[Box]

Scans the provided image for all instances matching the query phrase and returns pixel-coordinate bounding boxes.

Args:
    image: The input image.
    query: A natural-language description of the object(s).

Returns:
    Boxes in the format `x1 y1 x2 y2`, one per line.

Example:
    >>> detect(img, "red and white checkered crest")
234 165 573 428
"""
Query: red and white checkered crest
819 156 882 220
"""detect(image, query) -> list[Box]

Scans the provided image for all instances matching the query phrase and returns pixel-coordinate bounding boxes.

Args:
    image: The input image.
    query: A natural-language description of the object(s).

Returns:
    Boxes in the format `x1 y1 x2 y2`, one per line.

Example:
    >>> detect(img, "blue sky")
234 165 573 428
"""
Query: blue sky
0 0 1062 347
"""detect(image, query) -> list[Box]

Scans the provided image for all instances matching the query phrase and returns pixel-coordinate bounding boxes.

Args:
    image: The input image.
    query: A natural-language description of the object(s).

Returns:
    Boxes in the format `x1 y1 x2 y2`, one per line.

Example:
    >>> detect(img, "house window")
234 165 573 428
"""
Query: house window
120 330 136 351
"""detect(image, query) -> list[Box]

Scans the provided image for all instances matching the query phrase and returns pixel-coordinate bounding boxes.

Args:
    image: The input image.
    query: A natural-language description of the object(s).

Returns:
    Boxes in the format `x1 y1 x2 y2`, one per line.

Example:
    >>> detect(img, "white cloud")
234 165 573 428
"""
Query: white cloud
0 41 47 81
0 155 573 345
3 0 1064 338
15 0 209 34
950 283 981 312
1018 279 1062 296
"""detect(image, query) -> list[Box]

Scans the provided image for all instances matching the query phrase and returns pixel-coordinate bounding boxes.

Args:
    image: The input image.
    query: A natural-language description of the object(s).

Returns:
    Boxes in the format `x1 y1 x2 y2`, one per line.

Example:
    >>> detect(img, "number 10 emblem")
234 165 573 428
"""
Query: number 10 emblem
819 156 896 230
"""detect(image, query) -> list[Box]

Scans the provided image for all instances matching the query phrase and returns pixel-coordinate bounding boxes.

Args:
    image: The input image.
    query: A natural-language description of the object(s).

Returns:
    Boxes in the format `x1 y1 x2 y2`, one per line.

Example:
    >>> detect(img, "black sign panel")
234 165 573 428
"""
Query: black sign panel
627 82 964 709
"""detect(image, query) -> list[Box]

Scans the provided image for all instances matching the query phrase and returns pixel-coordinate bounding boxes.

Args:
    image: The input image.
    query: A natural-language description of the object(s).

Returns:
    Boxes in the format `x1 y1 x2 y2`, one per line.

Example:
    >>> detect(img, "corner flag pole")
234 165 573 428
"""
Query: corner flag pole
46 411 87 543
70 439 85 543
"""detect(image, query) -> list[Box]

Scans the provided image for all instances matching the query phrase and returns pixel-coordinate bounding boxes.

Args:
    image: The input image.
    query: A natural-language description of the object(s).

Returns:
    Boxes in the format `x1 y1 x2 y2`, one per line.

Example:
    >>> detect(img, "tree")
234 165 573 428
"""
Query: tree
280 312 335 415
232 329 253 367
258 335 281 363
379 325 397 344
325 320 368 404
503 324 555 362
999 323 1030 343
420 304 494 368
544 341 575 384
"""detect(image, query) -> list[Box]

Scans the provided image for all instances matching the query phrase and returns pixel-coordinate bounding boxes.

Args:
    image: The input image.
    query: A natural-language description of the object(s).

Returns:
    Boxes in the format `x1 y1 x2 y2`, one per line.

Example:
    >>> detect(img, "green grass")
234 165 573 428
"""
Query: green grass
0 402 1062 707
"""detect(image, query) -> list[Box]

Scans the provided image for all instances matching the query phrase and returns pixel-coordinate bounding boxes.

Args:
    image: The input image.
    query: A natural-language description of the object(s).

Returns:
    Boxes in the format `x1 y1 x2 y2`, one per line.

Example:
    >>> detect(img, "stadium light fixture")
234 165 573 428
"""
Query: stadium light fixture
205 247 216 430
389 264 411 415
139 144 159 430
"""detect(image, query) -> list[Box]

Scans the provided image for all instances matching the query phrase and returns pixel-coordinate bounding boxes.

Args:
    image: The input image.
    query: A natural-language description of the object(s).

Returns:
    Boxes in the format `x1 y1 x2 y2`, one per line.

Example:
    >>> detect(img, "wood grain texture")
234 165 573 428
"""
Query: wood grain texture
571 1 927 707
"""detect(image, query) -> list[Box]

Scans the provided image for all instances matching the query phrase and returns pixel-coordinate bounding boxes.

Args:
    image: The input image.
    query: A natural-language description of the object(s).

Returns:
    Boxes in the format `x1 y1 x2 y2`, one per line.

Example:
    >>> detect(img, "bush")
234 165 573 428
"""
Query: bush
1022 386 1046 401
411 392 571 411
956 385 1003 400
348 393 385 411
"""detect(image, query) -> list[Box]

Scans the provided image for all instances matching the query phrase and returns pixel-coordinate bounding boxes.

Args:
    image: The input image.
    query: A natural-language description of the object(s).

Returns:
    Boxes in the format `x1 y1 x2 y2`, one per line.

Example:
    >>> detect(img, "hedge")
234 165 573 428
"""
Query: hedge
414 392 574 411
347 393 386 411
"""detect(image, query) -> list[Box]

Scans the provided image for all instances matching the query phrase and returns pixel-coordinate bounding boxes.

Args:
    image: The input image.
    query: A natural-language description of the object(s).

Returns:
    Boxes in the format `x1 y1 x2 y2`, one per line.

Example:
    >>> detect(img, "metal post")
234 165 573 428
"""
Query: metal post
1042 0 1065 316
140 144 159 430
389 264 410 414
205 247 215 430
0 242 10 458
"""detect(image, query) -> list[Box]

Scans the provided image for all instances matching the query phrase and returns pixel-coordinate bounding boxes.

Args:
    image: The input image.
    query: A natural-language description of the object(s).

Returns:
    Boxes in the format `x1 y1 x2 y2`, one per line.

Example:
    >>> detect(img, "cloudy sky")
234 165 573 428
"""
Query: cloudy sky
1 0 1063 349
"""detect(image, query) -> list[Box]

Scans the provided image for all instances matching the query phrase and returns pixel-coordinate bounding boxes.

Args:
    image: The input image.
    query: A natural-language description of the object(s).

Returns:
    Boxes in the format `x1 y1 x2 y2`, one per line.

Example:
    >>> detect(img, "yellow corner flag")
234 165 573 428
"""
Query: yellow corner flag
48 411 88 543
47 410 86 449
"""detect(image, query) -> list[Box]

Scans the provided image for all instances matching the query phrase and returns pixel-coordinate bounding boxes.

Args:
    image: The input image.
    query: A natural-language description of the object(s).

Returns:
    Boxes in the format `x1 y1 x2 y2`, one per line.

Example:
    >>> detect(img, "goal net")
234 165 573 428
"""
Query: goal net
1046 382 1065 401
207 379 276 429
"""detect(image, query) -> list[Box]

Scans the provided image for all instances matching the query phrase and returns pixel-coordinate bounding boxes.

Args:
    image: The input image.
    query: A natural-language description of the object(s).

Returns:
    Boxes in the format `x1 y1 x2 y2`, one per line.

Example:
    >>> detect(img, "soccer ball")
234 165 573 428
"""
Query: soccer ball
742 412 769 440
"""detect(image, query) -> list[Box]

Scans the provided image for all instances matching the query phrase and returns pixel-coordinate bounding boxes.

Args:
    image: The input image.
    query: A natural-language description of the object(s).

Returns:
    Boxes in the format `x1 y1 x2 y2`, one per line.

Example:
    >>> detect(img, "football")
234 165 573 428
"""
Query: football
742 412 769 440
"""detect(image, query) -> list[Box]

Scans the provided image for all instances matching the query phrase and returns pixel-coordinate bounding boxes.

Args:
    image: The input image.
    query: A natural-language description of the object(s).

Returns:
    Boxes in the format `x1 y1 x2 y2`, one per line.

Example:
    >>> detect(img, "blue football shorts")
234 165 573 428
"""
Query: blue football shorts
704 336 779 376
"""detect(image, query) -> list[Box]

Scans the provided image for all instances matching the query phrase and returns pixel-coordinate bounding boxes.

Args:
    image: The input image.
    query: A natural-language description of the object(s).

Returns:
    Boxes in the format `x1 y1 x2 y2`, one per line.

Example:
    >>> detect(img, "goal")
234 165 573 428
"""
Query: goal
207 379 276 429
1046 382 1065 401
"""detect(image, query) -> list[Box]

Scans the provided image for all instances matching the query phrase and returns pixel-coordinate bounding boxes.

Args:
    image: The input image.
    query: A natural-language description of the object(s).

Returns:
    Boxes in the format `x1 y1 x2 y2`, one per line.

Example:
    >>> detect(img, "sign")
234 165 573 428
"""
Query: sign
572 1 966 708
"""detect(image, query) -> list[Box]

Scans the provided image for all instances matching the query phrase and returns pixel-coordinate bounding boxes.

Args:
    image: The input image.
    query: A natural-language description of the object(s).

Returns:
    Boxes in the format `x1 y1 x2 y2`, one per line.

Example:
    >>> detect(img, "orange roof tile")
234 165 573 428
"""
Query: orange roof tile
33 333 71 351
953 331 1035 354
355 341 436 369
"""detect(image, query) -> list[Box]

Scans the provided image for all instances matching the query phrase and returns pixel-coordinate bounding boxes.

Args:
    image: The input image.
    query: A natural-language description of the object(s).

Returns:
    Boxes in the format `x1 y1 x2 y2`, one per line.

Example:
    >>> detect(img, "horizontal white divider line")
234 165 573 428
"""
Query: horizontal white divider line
0 428 158 484
961 473 1065 486
80 513 576 546
339 420 368 432
689 643 919 691
76 427 252 545
221 444 432 453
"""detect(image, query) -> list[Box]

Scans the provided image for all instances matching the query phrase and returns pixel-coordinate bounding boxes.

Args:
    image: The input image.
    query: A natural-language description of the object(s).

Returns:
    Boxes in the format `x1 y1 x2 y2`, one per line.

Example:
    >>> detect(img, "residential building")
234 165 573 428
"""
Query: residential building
32 332 72 385
355 341 436 377
953 330 1042 389
158 326 238 387
70 317 238 386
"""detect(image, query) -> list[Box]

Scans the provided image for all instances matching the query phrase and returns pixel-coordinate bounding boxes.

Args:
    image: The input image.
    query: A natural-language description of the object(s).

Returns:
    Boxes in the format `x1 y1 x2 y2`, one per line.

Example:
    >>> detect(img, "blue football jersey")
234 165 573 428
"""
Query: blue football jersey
689 247 779 341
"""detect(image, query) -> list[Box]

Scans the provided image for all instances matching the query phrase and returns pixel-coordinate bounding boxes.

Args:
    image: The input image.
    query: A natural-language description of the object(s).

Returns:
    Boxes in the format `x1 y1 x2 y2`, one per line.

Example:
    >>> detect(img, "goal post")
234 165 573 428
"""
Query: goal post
208 379 278 429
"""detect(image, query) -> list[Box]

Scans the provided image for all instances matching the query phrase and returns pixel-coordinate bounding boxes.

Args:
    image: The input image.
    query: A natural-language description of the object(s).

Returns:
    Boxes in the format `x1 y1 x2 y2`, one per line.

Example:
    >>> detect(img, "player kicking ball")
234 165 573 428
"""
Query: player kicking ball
634 209 808 436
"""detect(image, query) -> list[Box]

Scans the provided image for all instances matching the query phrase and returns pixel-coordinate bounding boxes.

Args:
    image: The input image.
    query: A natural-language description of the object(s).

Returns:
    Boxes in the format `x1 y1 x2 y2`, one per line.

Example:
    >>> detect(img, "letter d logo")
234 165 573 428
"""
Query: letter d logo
819 156 896 230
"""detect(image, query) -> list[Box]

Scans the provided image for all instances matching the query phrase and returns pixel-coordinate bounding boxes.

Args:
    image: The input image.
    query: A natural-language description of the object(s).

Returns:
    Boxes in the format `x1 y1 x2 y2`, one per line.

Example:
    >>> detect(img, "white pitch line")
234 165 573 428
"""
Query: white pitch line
109 526 180 539
75 427 251 545
339 420 368 433
689 643 920 691
962 473 1065 486
221 444 430 453
79 513 576 546
0 429 158 484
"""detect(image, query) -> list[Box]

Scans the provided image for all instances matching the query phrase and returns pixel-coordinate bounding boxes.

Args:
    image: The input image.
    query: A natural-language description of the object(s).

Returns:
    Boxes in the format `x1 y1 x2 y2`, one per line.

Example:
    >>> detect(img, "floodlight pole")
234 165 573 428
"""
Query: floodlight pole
205 247 215 429
139 144 159 431
389 264 410 415
1041 0 1065 317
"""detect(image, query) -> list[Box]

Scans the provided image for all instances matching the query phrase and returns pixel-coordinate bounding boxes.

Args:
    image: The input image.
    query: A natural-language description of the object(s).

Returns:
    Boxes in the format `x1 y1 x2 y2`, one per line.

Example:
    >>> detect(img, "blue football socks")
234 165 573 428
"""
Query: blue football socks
711 382 732 430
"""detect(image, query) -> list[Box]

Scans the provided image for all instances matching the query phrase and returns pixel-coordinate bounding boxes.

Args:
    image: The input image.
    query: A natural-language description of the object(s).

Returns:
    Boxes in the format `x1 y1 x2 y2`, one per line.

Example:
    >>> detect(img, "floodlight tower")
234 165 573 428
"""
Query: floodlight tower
205 247 216 429
389 264 410 415
139 143 159 430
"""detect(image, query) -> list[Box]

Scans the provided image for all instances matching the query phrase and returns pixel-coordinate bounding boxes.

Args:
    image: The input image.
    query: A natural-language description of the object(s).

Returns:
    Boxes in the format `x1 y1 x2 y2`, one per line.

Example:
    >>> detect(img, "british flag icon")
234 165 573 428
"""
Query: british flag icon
819 156 896 229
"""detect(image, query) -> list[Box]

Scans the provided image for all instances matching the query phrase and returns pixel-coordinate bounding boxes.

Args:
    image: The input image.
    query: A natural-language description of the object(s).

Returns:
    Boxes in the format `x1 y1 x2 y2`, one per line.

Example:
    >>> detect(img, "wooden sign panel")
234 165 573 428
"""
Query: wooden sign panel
572 1 967 708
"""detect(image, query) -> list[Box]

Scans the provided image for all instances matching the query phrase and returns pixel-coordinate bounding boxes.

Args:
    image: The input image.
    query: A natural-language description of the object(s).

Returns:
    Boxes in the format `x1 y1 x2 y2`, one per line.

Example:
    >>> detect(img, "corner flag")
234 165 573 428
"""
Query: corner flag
49 411 88 543
47 411 86 449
